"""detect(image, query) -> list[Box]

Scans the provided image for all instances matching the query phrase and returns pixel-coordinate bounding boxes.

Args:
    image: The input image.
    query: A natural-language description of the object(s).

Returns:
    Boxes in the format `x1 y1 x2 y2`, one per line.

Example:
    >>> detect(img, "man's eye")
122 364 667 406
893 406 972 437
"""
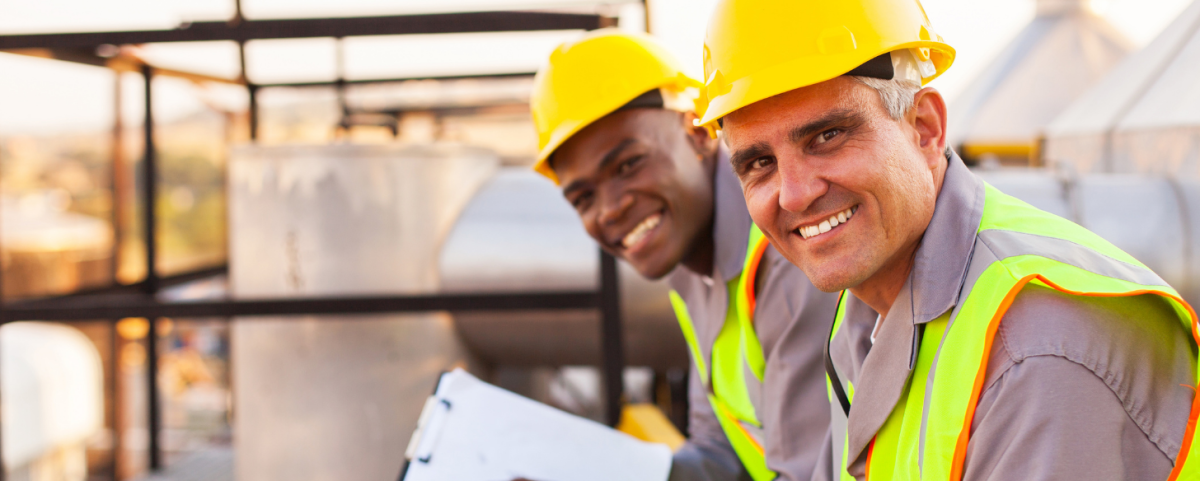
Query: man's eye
617 155 643 175
752 157 775 170
815 129 841 145
571 193 593 210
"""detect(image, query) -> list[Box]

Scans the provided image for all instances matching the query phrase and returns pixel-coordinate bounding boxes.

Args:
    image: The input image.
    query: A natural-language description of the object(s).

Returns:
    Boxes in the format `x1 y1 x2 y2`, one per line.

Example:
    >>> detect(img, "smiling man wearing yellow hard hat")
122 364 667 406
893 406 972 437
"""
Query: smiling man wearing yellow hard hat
530 29 840 481
696 0 1200 480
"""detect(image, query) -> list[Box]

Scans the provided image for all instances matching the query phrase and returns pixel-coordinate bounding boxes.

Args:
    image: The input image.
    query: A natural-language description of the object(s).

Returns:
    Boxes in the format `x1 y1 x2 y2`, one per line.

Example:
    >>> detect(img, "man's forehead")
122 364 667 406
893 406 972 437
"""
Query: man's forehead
553 108 679 180
724 78 869 141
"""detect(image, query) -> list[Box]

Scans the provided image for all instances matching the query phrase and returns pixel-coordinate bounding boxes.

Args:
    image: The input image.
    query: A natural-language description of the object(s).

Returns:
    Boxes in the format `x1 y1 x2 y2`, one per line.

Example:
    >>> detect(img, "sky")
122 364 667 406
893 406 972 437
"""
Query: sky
0 0 1194 134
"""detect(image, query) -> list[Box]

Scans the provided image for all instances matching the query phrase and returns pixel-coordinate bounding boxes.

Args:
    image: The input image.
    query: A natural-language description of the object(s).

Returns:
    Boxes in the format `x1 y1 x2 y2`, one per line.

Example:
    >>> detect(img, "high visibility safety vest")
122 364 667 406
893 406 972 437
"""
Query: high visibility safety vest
670 224 777 481
826 184 1200 481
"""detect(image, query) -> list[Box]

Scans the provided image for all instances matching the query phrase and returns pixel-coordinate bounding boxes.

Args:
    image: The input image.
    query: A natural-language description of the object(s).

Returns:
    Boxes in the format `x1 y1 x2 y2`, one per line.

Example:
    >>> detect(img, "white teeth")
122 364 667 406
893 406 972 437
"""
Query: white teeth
622 213 662 249
798 207 856 240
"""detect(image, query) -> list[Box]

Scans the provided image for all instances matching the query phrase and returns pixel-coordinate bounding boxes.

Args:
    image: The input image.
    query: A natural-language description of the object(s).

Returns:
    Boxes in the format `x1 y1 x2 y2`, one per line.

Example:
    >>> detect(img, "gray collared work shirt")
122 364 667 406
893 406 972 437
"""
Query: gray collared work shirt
816 152 1197 481
667 149 840 481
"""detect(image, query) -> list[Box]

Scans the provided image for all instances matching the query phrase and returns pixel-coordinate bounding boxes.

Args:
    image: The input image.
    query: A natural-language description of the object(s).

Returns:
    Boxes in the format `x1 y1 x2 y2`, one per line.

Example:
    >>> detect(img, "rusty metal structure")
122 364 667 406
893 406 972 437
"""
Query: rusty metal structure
0 3 648 479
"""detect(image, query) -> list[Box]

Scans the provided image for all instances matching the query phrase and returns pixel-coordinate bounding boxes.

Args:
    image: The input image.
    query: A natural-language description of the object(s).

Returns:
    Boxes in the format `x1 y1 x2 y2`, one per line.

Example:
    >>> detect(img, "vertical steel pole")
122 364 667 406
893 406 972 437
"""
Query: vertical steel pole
238 39 258 142
142 66 159 296
110 322 122 480
247 84 259 141
335 37 348 136
642 0 653 34
141 64 162 471
146 318 160 471
111 71 126 286
0 125 7 481
598 250 625 426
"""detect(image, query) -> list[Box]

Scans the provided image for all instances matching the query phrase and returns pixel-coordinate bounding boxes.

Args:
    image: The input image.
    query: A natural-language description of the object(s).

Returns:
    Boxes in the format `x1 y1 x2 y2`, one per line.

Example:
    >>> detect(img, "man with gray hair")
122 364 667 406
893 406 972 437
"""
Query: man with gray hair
696 0 1200 480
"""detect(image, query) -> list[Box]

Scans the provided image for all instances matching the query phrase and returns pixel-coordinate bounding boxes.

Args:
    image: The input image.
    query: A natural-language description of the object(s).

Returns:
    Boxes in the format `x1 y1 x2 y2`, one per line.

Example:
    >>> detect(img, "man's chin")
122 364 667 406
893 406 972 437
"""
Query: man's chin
630 260 675 281
801 261 868 293
624 249 680 280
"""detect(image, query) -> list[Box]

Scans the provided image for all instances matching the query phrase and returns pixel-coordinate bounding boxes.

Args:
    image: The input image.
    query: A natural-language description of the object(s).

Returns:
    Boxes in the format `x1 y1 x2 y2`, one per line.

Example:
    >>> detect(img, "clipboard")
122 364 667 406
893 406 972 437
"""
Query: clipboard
398 369 672 481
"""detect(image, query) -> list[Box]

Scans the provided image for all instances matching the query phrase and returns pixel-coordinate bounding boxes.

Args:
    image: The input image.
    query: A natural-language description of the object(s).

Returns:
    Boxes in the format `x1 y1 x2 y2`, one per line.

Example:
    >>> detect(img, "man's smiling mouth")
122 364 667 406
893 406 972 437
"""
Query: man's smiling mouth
797 206 858 240
622 212 662 249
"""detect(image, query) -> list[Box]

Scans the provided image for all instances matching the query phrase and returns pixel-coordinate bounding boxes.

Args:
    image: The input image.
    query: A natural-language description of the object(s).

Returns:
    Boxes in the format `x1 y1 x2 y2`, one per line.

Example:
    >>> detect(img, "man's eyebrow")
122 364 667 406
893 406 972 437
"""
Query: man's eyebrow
729 142 772 173
562 138 638 197
729 109 865 173
788 108 861 144
597 138 638 172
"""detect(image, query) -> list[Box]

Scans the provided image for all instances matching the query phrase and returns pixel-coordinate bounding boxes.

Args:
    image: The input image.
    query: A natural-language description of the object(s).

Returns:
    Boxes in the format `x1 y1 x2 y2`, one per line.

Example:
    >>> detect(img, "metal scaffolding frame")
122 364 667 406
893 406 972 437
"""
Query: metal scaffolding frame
0 5 632 478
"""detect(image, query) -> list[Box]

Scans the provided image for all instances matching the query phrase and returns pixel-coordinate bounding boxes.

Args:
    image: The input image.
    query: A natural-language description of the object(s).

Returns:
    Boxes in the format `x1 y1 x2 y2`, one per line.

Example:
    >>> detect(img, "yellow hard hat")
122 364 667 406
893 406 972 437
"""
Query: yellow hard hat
531 28 701 184
696 0 956 129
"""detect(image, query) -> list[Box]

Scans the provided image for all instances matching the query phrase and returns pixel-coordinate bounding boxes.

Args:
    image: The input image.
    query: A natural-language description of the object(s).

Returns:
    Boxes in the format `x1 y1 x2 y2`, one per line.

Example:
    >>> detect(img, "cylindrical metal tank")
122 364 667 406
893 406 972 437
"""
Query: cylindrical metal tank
227 143 497 481
977 169 1200 305
439 168 687 370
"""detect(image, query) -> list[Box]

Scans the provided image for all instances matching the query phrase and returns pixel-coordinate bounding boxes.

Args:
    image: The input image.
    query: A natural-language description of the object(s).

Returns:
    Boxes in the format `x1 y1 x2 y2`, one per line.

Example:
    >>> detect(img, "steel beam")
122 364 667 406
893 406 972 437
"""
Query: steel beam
0 11 607 49
256 71 534 89
0 291 600 323
11 265 228 304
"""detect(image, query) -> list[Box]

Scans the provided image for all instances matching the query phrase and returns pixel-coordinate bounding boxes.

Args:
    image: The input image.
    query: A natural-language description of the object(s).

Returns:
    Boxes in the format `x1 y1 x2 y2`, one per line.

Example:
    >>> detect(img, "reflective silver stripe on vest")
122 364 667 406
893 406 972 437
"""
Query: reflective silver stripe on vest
916 239 995 473
831 398 849 479
741 358 768 450
741 421 768 450
744 359 765 422
978 229 1167 288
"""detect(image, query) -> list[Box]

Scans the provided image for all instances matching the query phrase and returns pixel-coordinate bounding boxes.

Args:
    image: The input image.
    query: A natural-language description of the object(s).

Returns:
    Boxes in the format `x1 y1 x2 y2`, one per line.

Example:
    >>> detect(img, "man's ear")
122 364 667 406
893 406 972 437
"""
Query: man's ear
682 111 719 161
910 87 948 169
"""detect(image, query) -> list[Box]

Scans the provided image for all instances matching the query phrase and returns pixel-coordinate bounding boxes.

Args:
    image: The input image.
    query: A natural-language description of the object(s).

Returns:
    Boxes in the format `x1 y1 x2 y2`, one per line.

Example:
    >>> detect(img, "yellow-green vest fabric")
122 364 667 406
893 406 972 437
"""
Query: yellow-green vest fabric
827 185 1200 481
669 224 775 481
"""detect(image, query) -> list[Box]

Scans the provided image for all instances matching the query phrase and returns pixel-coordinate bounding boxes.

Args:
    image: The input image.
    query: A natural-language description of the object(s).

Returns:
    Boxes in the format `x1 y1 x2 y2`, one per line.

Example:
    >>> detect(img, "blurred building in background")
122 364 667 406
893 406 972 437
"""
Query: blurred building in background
1 191 113 299
949 0 1131 165
1045 0 1200 176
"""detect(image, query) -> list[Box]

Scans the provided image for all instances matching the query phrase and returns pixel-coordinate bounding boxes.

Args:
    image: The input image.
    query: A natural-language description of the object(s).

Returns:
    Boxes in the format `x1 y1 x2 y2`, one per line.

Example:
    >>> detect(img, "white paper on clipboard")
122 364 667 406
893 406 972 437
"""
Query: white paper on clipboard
401 368 672 481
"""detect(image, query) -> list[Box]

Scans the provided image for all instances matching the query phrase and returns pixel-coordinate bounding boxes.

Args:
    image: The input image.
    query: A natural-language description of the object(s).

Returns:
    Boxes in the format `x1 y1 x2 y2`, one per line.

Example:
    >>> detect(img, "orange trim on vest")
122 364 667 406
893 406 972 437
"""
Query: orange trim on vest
719 402 766 455
742 237 770 324
948 274 1200 481
865 437 876 480
1173 397 1200 481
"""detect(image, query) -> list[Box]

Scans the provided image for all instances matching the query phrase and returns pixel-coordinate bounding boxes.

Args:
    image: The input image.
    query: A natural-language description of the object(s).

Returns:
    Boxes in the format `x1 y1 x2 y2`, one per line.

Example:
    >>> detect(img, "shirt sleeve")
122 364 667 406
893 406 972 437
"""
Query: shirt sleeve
963 355 1176 481
669 365 751 481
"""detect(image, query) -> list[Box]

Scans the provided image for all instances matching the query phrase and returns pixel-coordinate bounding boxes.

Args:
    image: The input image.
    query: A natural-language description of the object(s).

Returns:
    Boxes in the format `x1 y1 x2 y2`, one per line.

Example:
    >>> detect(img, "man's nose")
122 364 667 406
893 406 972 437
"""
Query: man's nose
598 191 635 226
777 156 826 214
